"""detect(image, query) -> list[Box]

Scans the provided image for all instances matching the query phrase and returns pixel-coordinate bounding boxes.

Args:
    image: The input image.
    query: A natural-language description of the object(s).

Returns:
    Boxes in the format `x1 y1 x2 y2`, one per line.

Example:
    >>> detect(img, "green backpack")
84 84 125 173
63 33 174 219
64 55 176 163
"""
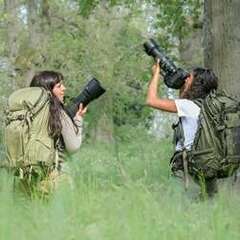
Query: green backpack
172 91 240 180
4 87 58 169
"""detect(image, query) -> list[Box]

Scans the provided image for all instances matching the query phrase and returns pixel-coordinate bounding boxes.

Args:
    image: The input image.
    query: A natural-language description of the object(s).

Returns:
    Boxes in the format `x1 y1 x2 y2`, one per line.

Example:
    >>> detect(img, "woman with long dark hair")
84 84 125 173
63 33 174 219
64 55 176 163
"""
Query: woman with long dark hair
30 70 86 154
12 70 87 195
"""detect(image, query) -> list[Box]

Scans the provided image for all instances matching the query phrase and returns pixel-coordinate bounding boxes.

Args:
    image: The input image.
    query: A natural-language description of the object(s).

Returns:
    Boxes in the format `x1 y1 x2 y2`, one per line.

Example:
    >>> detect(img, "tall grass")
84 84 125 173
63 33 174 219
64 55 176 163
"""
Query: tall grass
0 129 240 240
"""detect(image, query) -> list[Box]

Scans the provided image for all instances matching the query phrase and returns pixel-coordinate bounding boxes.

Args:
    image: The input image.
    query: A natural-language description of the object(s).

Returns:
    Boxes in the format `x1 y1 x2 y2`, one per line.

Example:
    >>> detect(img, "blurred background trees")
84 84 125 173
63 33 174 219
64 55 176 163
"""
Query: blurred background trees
0 0 204 148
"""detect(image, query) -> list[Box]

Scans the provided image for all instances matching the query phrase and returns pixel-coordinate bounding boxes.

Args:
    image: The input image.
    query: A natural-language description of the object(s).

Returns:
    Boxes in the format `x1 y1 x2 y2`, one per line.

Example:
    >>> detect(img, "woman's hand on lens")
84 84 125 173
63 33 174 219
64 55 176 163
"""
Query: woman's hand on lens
152 59 160 76
76 103 87 117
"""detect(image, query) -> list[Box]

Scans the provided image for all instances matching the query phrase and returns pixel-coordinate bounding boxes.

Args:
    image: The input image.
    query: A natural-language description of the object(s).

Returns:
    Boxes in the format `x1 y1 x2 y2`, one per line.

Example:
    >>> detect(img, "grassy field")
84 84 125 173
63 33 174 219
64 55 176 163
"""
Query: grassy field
1 131 240 240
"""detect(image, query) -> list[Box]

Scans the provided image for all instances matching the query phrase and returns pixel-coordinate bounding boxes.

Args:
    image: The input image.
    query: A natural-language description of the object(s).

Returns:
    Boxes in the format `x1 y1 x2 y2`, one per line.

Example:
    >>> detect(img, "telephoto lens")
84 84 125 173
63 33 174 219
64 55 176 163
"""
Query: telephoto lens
66 78 106 118
143 39 190 89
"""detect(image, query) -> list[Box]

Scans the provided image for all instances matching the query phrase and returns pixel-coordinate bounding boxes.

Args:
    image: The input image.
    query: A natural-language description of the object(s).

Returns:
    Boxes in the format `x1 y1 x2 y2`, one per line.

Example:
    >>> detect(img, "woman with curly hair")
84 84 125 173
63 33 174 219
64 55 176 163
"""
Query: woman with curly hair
146 60 218 197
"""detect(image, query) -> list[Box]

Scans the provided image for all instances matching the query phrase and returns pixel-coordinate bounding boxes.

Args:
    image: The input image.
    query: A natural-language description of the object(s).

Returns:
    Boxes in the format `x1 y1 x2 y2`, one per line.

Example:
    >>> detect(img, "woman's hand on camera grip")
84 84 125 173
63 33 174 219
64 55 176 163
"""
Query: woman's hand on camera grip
152 59 160 76
75 103 87 118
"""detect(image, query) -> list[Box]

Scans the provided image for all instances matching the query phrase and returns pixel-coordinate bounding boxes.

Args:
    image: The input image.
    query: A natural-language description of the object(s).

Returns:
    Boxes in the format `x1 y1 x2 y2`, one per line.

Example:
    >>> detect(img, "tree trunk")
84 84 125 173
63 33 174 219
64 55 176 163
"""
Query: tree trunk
4 0 19 60
204 0 240 98
41 0 51 27
27 0 40 49
24 0 47 86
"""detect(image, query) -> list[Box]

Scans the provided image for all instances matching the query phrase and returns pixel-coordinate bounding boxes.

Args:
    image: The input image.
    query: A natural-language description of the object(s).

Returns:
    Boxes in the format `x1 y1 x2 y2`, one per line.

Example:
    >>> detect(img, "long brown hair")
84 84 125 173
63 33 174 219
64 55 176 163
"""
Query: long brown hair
30 71 64 141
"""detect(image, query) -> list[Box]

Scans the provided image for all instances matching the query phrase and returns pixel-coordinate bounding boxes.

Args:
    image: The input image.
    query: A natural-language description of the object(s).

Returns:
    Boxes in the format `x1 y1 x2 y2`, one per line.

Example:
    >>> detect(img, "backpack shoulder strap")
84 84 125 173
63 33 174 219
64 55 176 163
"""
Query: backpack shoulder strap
30 88 50 118
5 87 50 127
193 98 204 108
172 118 185 148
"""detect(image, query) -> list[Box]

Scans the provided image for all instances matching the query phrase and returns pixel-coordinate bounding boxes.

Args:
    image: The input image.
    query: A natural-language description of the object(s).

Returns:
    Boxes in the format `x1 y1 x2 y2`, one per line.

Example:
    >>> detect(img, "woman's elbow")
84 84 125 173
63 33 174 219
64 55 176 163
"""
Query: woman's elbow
65 141 82 154
146 98 155 107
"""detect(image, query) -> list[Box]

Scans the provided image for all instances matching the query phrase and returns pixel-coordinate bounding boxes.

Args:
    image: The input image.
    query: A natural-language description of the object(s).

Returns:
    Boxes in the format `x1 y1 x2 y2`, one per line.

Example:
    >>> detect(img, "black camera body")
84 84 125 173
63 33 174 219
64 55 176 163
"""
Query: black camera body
66 78 106 118
143 39 190 89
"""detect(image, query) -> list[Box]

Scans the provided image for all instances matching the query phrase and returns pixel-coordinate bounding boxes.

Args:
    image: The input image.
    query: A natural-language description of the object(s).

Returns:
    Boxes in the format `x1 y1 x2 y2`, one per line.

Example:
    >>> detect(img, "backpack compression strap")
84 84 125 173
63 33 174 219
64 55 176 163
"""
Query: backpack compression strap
172 118 190 190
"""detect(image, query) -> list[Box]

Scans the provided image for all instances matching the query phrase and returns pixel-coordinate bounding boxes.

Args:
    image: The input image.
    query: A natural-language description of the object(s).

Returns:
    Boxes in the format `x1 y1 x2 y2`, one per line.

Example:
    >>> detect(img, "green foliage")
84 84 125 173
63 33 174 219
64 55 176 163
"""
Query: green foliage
37 2 154 136
78 0 99 17
78 0 142 17
147 0 204 65
0 0 204 141
154 0 203 37
0 70 12 158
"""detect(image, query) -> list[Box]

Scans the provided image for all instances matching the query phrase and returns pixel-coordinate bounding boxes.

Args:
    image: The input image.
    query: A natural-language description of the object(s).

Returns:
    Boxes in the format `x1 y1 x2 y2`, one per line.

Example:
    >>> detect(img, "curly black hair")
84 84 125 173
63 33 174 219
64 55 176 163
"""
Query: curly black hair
186 68 218 100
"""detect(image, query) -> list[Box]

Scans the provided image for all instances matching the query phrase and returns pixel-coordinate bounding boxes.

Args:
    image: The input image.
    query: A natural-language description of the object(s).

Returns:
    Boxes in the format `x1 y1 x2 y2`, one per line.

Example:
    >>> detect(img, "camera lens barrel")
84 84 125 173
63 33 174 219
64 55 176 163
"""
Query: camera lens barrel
66 78 106 118
143 39 189 89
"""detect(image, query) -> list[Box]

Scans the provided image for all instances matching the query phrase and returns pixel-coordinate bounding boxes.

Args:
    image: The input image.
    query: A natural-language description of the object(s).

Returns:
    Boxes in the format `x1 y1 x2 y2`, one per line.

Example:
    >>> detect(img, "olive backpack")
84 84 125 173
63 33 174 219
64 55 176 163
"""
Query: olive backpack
4 87 58 169
171 91 240 184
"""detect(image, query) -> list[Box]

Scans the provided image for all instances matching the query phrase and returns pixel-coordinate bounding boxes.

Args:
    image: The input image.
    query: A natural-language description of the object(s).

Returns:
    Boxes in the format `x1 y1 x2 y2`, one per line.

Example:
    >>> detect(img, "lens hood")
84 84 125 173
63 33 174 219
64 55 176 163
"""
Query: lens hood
66 78 106 118
164 69 190 89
